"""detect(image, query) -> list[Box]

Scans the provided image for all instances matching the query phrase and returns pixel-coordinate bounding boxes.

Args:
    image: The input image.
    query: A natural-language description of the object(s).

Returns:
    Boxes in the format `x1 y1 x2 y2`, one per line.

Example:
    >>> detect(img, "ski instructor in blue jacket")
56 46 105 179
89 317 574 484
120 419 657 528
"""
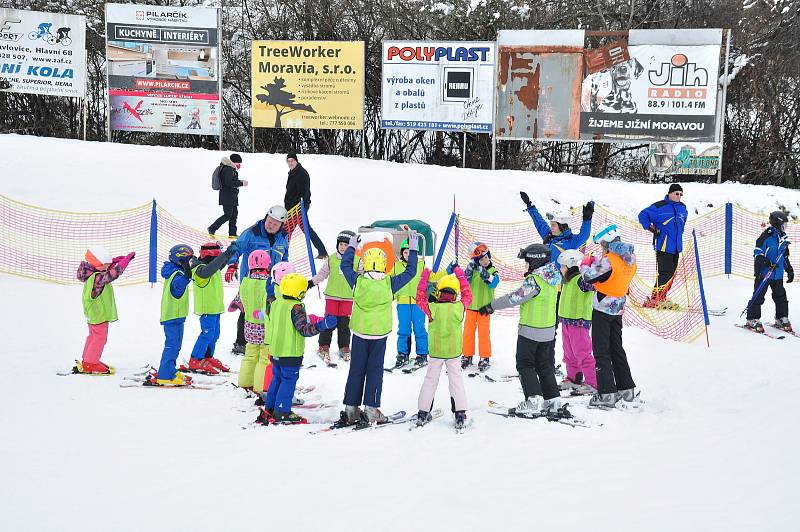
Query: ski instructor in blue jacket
519 191 594 264
638 183 688 306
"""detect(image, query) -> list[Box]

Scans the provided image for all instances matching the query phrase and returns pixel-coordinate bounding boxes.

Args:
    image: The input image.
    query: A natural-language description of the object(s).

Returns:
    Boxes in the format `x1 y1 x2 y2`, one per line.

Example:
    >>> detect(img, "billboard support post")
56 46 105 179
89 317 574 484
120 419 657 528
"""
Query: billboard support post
462 132 466 168
717 29 732 184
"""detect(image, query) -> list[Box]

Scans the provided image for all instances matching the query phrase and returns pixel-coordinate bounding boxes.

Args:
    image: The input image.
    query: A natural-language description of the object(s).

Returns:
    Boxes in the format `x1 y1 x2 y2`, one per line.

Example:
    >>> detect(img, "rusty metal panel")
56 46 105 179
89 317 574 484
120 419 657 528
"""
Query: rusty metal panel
495 45 583 140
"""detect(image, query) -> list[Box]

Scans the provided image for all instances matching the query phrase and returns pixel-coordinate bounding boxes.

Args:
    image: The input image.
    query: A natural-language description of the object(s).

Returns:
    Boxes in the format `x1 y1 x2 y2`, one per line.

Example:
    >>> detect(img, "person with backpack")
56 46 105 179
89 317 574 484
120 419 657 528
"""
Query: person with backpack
208 153 247 238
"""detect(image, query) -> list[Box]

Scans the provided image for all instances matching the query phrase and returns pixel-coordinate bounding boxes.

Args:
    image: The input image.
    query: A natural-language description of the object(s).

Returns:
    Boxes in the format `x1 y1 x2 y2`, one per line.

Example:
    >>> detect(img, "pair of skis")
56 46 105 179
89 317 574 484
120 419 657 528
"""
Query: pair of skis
486 400 597 428
735 322 797 340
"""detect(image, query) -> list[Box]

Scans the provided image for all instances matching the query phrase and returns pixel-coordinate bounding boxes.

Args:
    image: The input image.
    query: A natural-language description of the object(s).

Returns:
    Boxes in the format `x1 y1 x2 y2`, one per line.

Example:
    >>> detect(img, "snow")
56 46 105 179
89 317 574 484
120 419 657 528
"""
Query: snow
1 134 798 531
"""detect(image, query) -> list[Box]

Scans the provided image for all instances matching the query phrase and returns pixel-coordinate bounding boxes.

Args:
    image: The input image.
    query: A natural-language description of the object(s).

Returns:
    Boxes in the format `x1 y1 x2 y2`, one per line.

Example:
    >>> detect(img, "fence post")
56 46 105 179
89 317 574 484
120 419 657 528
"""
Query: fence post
724 202 733 276
432 211 456 273
300 199 317 277
149 199 158 284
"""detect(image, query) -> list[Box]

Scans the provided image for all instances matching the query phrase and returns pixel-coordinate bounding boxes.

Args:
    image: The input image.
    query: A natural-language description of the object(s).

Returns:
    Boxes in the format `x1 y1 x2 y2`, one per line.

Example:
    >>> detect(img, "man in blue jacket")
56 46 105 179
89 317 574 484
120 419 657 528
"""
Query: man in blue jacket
225 205 290 354
519 191 594 264
638 184 688 306
745 210 793 333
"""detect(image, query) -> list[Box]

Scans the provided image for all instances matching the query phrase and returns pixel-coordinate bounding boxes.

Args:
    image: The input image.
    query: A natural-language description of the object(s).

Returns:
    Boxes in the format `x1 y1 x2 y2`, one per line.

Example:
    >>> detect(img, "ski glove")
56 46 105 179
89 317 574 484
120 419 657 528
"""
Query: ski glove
479 266 491 283
582 201 595 222
786 262 794 283
648 224 661 237
115 251 136 269
348 234 360 249
581 254 597 268
407 231 420 252
228 296 243 313
225 263 239 282
520 191 532 209
754 255 775 276
478 304 494 316
446 259 459 274
319 315 338 331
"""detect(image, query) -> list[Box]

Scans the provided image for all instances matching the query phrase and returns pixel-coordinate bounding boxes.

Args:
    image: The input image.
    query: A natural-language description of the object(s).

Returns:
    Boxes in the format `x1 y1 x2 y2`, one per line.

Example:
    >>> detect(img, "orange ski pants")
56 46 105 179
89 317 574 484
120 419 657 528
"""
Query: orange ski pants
462 309 491 358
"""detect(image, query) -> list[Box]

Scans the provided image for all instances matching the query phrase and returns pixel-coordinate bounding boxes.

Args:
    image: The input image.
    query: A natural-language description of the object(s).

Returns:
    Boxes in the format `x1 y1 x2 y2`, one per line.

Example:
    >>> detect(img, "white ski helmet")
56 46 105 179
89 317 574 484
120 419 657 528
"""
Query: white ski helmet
593 224 620 245
266 205 287 223
85 247 112 268
557 249 584 268
546 211 571 226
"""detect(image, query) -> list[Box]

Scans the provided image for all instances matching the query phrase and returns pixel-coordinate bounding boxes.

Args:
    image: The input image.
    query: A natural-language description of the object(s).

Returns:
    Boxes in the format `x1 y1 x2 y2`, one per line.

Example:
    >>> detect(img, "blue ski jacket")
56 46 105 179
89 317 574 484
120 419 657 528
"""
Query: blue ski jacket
755 227 790 280
638 196 688 254
525 205 592 263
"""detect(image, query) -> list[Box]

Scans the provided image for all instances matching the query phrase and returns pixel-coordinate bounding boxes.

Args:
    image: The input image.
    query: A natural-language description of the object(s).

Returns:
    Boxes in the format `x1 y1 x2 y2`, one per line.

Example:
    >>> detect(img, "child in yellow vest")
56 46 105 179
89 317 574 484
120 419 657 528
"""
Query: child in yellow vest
310 230 356 364
238 250 272 393
75 247 135 374
556 249 597 394
477 243 562 415
460 242 500 371
391 237 428 370
580 225 640 410
414 266 472 429
257 273 337 424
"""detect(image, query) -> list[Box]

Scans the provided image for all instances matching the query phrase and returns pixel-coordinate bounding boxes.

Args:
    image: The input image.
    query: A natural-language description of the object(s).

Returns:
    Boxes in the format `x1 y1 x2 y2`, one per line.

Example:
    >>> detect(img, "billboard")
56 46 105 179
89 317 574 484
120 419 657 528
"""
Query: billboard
580 31 721 141
0 8 86 97
381 41 496 132
495 30 585 140
648 142 721 176
251 41 364 130
105 3 220 135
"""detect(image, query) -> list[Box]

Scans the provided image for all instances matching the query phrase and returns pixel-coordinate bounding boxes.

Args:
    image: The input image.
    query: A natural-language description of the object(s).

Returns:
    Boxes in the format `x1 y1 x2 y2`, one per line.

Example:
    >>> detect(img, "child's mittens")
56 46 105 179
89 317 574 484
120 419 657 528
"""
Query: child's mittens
348 234 360 249
479 266 491 283
225 263 238 282
319 315 338 331
580 254 597 268
115 251 136 269
253 309 265 321
446 259 458 274
407 231 419 252
307 314 323 325
228 295 243 313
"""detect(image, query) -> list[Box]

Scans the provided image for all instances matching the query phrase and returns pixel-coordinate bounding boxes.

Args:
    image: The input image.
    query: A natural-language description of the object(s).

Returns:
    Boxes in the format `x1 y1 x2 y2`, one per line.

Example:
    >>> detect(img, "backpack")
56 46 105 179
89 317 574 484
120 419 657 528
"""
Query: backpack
211 165 222 191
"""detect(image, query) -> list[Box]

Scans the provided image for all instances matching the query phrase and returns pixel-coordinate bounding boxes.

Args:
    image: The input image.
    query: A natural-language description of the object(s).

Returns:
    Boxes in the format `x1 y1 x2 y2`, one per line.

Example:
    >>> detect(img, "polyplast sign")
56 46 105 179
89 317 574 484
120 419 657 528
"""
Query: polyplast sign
0 8 86 97
381 41 496 132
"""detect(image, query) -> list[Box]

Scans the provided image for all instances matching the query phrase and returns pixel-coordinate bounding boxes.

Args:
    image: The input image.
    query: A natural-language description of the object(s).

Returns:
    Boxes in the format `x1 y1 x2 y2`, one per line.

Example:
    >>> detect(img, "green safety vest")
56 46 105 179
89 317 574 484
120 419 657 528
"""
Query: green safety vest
324 255 353 300
519 274 557 328
192 266 224 315
269 296 305 358
82 272 118 325
350 276 393 336
468 267 497 311
558 275 593 321
160 271 190 323
392 259 423 302
241 276 267 325
428 302 465 359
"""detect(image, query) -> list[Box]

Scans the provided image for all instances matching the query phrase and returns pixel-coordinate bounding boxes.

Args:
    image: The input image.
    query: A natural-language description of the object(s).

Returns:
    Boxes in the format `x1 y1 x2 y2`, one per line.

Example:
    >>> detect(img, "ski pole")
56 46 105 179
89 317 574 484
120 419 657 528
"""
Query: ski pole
741 242 787 317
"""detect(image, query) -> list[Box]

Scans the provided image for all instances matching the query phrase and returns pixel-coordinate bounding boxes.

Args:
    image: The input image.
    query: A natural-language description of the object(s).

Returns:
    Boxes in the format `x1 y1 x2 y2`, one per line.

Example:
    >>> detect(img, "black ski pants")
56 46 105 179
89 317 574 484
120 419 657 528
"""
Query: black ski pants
592 310 635 394
304 206 327 257
515 336 560 400
655 251 679 292
209 202 238 237
747 278 788 321
319 315 351 349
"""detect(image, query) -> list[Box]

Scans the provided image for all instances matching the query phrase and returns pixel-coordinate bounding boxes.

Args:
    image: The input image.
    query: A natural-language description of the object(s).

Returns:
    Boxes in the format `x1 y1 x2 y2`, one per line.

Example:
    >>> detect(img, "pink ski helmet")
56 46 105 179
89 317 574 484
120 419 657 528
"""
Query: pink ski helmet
271 261 296 283
248 250 271 272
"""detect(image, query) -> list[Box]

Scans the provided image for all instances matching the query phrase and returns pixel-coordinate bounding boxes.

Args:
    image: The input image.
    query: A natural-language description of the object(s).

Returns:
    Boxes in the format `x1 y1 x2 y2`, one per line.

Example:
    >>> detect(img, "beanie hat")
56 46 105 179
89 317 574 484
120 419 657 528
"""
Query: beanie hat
286 153 298 162
668 183 683 194
230 153 242 163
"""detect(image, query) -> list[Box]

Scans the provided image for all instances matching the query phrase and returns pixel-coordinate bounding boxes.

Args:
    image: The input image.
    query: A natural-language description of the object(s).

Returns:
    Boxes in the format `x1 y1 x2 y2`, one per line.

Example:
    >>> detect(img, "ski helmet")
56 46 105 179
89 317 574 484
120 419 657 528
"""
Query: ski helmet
169 244 194 266
557 249 584 268
85 247 112 269
271 261 296 284
469 242 491 260
362 248 387 273
546 211 571 226
437 274 460 295
199 241 222 259
266 205 288 223
280 273 308 300
336 230 356 245
400 238 409 251
248 250 271 272
769 210 789 229
593 224 620 246
518 243 551 270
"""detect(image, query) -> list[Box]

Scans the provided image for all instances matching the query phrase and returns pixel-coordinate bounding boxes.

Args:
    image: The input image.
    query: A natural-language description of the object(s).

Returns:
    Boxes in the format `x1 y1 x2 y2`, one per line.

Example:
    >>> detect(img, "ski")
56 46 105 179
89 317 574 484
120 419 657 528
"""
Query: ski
293 400 339 410
123 374 225 386
348 410 408 432
467 373 514 383
487 400 595 428
407 408 445 431
636 301 727 316
119 380 214 390
734 323 785 339
310 410 406 435
402 363 428 374
767 323 800 338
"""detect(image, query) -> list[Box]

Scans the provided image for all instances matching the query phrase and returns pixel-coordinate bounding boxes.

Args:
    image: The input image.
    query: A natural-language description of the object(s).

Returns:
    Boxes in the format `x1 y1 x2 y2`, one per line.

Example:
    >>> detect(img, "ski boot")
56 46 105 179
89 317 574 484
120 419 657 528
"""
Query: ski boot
254 395 265 407
364 406 388 425
454 410 467 430
477 357 491 372
231 343 245 356
272 410 308 425
588 392 618 410
76 361 114 375
254 407 274 425
616 388 643 410
156 371 192 387
188 357 219 375
394 354 410 370
560 371 584 391
206 357 230 373
744 319 765 333
774 317 793 332
339 346 351 362
541 396 562 413
460 355 473 369
318 345 332 365
514 396 544 416
414 410 433 427
413 355 428 369
334 405 365 428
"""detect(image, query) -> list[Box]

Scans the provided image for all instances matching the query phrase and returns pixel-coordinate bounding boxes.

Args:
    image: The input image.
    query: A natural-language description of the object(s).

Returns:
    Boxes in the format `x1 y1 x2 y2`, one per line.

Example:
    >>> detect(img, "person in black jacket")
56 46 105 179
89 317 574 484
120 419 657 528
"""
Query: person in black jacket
284 153 327 258
208 153 248 237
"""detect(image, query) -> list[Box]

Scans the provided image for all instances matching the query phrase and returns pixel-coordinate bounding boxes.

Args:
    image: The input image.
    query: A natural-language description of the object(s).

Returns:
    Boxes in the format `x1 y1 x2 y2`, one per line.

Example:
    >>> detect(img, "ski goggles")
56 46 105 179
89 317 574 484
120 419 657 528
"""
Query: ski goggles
470 243 489 259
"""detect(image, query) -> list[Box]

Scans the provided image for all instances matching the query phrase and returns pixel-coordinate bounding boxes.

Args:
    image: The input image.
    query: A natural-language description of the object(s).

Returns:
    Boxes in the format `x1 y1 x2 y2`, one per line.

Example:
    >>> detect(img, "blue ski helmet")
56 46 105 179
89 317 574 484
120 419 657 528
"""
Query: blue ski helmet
169 244 194 266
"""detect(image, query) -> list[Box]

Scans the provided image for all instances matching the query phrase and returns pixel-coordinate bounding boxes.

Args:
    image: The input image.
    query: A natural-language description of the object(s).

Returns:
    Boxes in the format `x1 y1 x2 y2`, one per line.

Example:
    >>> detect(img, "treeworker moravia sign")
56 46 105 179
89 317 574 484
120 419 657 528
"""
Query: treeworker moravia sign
251 41 364 130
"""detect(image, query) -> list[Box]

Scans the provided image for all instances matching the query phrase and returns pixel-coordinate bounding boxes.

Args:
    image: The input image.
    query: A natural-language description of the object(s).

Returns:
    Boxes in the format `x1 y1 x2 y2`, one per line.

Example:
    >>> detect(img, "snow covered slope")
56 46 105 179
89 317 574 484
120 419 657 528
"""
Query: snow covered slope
0 134 797 531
